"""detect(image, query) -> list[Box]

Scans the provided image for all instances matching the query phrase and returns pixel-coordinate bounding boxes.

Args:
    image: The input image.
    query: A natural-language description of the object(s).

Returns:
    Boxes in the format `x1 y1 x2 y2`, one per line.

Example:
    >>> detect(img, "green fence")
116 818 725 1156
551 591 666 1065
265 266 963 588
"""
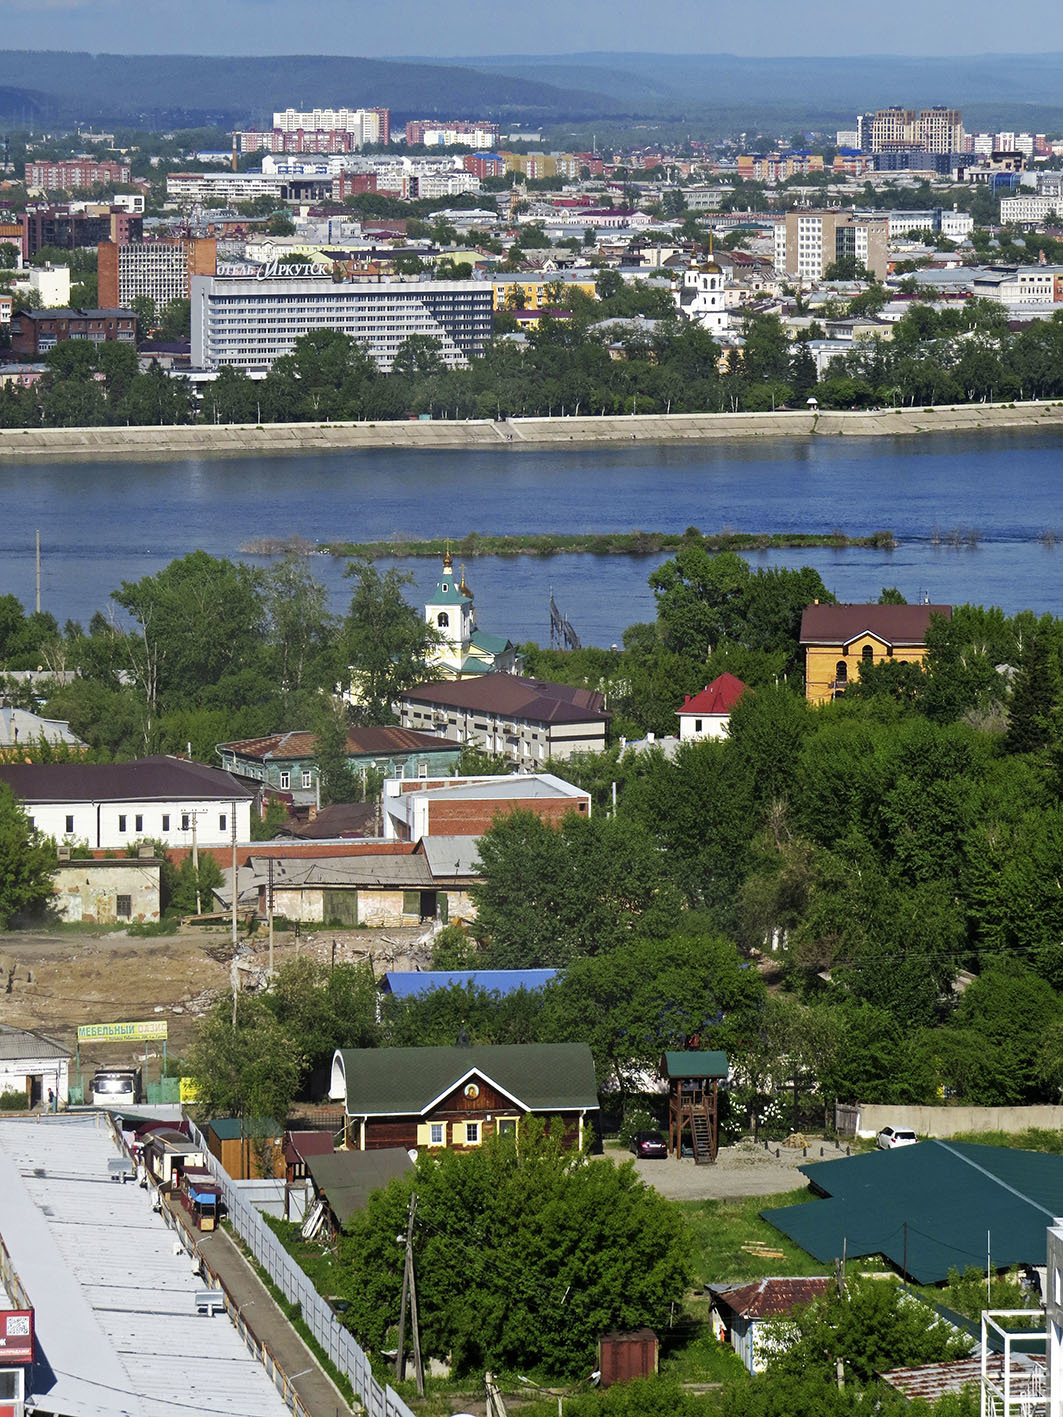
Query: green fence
146 1078 181 1104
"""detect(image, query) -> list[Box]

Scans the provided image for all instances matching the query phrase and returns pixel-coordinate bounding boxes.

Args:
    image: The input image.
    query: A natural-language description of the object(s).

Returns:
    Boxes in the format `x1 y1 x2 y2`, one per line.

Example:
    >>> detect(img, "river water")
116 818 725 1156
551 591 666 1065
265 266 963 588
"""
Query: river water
7 429 1063 647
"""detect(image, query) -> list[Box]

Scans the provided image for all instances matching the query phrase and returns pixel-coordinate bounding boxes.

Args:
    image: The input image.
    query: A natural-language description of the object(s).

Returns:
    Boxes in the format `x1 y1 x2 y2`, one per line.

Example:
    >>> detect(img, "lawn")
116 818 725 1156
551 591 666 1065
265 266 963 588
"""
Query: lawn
680 1187 830 1288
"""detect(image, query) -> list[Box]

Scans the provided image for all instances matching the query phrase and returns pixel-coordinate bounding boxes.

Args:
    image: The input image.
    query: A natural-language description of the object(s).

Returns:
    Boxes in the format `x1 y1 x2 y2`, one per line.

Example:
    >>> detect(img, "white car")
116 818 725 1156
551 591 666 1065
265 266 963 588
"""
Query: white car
877 1126 918 1150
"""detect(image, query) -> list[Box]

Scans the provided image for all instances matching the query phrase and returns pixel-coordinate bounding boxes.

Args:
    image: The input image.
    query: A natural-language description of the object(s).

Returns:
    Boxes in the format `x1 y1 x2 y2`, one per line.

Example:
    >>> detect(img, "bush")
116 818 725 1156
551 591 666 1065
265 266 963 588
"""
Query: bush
0 1089 28 1110
618 1106 660 1147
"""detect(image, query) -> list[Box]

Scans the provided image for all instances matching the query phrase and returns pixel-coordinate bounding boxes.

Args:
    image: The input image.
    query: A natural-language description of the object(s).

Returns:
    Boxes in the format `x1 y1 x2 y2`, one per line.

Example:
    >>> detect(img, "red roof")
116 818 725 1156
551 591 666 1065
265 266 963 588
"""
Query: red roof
709 1276 831 1319
799 603 952 647
678 673 747 717
283 1130 336 1164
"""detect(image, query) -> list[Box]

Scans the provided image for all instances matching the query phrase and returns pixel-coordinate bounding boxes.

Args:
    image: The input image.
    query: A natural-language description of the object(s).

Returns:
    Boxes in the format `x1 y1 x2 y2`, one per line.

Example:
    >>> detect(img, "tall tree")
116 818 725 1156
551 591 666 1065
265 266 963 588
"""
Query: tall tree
340 558 440 722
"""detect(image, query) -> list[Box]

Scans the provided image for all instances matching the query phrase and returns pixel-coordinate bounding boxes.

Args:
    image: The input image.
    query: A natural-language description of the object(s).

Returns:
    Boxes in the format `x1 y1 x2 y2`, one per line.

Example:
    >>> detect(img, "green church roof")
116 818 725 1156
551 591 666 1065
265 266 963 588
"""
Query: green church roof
429 581 470 606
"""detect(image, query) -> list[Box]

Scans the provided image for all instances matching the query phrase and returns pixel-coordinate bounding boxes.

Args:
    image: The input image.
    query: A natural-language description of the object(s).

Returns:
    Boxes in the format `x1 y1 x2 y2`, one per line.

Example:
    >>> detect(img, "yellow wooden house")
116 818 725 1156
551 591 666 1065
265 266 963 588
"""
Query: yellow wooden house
800 602 952 705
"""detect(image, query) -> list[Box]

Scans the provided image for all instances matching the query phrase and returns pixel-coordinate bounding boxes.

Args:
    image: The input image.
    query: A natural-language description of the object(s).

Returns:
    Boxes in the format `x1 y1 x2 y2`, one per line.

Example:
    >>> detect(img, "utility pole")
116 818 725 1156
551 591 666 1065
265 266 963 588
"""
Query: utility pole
230 803 238 1029
191 812 200 914
395 1192 424 1395
34 530 40 615
267 855 274 976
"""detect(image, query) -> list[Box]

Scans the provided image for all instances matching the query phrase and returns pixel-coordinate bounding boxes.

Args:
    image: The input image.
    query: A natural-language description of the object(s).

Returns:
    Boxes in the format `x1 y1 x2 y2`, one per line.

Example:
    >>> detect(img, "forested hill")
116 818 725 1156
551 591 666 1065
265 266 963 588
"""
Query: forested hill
0 51 626 128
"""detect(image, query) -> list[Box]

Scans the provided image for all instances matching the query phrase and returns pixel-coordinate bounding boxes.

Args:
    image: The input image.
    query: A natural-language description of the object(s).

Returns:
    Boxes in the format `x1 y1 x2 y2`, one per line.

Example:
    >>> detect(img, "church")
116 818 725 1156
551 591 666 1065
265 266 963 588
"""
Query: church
424 552 520 680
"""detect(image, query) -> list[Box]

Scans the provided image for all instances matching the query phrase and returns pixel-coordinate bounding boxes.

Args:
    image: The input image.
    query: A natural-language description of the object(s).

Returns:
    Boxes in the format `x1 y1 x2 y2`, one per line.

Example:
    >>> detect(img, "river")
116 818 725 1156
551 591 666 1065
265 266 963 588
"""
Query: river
6 428 1063 647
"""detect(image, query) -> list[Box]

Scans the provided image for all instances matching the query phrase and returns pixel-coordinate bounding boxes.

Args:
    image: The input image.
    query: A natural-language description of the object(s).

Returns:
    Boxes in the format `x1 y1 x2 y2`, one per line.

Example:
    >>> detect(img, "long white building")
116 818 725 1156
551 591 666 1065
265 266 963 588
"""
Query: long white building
191 272 493 372
1000 194 1063 224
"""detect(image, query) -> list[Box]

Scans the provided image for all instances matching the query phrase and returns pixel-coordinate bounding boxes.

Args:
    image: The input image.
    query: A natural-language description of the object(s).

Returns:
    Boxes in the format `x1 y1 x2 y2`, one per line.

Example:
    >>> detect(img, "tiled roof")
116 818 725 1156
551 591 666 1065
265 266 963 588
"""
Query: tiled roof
709 1276 832 1318
401 674 609 725
799 603 952 647
0 755 253 804
679 673 747 717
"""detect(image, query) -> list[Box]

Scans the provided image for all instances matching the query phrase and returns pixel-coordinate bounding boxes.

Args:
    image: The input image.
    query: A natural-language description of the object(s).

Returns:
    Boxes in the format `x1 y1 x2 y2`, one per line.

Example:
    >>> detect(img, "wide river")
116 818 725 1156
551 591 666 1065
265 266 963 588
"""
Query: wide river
8 429 1063 647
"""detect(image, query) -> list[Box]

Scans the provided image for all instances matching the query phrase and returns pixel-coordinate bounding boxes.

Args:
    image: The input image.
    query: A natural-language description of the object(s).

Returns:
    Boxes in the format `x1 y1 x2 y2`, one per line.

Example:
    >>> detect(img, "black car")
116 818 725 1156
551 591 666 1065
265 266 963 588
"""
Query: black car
630 1129 668 1159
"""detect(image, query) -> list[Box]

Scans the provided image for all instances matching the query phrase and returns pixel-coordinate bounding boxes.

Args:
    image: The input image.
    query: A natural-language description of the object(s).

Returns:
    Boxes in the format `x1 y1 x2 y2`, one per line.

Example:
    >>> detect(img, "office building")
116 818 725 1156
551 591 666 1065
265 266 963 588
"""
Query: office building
97 237 217 308
775 210 889 282
165 169 332 204
191 273 492 373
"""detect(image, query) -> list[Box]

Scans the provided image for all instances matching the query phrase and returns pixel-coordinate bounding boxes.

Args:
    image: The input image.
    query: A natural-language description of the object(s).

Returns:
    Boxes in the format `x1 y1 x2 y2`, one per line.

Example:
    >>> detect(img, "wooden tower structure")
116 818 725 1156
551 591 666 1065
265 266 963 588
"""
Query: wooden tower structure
660 1050 728 1165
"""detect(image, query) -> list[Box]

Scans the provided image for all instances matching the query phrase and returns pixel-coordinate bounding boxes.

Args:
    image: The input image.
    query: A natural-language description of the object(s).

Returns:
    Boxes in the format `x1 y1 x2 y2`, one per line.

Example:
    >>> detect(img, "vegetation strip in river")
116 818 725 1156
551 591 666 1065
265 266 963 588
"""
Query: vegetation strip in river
314 528 898 559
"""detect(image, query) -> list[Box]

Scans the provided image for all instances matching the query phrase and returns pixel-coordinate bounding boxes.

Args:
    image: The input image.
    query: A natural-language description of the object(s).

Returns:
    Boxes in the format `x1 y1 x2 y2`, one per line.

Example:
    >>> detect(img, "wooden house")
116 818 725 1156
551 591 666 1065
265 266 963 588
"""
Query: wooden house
329 1043 599 1153
660 1050 728 1164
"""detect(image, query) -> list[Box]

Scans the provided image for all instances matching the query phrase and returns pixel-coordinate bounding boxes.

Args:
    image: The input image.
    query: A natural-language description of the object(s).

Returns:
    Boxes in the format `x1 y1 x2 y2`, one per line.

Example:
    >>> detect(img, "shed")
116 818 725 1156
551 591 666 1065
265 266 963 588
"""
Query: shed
708 1277 832 1373
204 1116 284 1180
660 1051 728 1164
762 1140 1063 1284
0 1024 71 1108
598 1330 658 1387
305 1148 414 1233
283 1128 335 1184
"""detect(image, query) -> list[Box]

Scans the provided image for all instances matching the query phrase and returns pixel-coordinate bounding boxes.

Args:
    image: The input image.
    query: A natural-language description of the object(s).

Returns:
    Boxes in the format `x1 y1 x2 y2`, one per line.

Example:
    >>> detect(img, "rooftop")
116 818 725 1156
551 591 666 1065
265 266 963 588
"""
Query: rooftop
679 673 747 717
799 602 952 647
220 727 462 762
401 673 609 725
381 969 557 998
0 1114 291 1416
0 755 253 804
307 1148 414 1225
709 1276 832 1319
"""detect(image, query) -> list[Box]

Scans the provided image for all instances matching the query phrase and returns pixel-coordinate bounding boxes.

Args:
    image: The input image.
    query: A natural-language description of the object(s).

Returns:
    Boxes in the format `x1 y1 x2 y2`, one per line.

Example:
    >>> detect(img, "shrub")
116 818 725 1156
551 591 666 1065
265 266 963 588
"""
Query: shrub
0 1089 29 1111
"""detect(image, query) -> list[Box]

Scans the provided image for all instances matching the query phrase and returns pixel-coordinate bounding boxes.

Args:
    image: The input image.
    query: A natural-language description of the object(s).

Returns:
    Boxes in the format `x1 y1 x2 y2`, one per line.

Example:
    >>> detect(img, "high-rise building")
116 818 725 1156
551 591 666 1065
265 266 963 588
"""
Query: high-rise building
21 206 142 259
775 210 889 282
271 108 389 144
97 237 217 309
863 106 964 154
405 120 501 148
191 273 492 373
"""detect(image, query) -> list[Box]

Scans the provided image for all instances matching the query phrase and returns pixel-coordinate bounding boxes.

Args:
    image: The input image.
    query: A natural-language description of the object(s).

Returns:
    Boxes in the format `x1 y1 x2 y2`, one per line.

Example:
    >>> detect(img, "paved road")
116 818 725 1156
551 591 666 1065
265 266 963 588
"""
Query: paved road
194 1220 353 1417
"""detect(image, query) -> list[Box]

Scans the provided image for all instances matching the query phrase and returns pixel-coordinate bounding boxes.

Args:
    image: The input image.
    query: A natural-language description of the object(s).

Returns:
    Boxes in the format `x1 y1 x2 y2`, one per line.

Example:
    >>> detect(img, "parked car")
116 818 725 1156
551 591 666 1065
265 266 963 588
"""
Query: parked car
630 1130 668 1159
877 1126 918 1150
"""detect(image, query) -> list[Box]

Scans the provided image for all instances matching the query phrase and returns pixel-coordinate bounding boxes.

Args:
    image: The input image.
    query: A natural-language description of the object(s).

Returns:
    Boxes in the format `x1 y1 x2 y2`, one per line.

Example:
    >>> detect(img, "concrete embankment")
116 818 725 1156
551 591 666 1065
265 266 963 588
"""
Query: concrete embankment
2 401 1063 461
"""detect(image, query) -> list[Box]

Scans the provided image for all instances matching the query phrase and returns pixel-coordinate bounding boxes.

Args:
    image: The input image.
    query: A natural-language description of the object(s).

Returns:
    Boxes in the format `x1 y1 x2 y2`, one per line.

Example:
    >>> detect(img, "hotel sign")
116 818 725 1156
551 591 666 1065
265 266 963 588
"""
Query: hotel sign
257 259 332 279
0 1310 33 1364
77 1020 169 1043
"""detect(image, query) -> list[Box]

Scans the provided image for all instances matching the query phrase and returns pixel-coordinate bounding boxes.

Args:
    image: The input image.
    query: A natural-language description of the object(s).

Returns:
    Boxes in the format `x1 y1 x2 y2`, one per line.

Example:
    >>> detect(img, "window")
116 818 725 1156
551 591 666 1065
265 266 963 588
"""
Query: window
181 813 190 831
116 894 131 918
464 1122 479 1144
118 814 127 832
301 771 312 789
430 1123 444 1145
162 814 170 831
279 771 291 790
402 890 421 916
835 660 848 685
437 611 449 628
498 1119 517 1138
135 814 143 833
65 814 74 833
862 644 874 662
219 814 227 833
694 718 703 732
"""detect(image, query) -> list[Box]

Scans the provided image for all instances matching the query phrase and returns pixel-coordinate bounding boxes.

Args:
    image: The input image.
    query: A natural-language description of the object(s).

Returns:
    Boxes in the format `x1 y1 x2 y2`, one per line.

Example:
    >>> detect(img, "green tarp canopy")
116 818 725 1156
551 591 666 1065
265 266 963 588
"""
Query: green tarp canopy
762 1140 1063 1285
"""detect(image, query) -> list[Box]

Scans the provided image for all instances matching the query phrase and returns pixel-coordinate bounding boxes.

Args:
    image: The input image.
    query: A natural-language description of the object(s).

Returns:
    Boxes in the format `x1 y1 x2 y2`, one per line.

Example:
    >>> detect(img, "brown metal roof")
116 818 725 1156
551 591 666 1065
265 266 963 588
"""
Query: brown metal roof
799 603 952 647
708 1276 832 1318
879 1355 1043 1403
220 727 463 761
401 674 609 724
0 755 254 804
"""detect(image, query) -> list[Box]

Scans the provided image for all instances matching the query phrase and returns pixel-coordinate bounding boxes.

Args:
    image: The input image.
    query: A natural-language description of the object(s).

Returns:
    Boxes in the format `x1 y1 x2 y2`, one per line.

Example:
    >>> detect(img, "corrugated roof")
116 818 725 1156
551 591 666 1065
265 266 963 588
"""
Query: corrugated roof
307 1148 414 1225
0 755 253 804
333 1043 599 1117
678 673 747 717
762 1140 1063 1284
401 673 609 725
381 969 557 998
661 1050 729 1079
709 1276 831 1318
418 835 482 877
220 728 462 761
248 854 433 889
0 1023 70 1061
799 603 952 647
879 1355 1044 1403
206 1116 282 1140
0 1114 292 1417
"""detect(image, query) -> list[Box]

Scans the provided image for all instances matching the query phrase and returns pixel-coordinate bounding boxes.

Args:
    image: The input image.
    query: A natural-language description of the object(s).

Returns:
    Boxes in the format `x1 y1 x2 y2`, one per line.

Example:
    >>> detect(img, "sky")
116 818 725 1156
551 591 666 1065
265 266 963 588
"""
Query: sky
2 0 1062 59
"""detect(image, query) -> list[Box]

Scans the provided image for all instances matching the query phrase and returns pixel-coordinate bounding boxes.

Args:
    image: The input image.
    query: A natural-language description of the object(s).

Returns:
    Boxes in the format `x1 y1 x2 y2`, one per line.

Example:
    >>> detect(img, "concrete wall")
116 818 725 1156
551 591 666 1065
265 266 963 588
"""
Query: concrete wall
52 860 161 924
844 1102 1063 1139
5 401 1063 462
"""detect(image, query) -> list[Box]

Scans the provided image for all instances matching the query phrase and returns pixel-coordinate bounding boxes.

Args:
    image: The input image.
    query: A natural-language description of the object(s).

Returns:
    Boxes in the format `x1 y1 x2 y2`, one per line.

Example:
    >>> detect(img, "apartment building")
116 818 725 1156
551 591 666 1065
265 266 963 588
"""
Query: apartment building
272 107 389 143
859 107 964 154
165 170 332 204
21 206 141 259
405 120 501 147
191 273 492 373
774 210 889 282
25 158 131 190
97 237 217 308
10 307 136 356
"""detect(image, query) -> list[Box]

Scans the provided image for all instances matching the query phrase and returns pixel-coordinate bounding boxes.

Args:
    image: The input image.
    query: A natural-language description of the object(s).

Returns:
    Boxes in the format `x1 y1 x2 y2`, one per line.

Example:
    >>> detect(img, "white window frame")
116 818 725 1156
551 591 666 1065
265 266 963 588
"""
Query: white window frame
464 1122 480 1145
429 1122 445 1146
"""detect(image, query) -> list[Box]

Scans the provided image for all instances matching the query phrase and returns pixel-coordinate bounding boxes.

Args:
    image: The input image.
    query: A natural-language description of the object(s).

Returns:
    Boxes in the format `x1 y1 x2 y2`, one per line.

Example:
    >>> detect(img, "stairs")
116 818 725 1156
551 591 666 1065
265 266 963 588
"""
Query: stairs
691 1110 712 1165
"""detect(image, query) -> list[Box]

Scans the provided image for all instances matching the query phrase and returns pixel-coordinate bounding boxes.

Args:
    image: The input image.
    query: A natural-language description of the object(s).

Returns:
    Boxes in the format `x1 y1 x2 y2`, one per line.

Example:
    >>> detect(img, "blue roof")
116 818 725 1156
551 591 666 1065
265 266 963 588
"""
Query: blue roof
381 969 557 999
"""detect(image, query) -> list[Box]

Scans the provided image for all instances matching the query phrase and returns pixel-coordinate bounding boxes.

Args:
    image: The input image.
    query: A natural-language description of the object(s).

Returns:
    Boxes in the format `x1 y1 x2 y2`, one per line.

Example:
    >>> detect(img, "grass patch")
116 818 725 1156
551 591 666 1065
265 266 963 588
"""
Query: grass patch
261 1212 342 1296
680 1187 829 1288
948 1128 1063 1153
659 1306 748 1383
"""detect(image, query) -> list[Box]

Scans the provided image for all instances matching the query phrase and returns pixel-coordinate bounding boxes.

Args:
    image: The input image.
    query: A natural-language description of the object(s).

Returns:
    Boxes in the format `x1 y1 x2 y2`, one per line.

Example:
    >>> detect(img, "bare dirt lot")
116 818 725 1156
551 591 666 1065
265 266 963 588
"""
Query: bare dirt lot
0 924 430 1075
610 1137 854 1201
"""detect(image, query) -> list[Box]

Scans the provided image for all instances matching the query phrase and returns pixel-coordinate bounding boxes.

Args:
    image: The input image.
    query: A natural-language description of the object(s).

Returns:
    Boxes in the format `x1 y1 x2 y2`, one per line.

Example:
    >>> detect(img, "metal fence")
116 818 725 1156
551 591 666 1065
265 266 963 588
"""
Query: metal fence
188 1121 414 1417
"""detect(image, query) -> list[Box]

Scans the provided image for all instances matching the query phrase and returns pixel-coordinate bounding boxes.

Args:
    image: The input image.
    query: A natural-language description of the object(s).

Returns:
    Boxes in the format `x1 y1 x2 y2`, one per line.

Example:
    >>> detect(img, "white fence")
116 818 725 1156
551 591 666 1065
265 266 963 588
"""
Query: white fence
188 1122 415 1417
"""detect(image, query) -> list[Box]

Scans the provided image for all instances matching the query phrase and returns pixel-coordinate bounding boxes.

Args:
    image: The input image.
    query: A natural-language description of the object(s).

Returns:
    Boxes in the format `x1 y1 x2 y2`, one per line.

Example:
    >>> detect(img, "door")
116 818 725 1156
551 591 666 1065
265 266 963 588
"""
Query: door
322 890 358 927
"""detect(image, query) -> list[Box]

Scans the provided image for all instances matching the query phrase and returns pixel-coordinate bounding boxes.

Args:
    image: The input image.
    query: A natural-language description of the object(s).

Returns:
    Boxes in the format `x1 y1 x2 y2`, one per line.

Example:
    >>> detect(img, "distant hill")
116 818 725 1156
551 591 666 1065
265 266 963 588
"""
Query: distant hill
0 51 628 128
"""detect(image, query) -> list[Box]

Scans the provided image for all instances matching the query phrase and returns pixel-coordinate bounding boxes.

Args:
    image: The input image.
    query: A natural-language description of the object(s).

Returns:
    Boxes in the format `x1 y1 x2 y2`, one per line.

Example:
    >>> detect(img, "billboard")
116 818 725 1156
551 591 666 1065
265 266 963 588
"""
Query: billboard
0 1309 33 1364
77 1021 168 1043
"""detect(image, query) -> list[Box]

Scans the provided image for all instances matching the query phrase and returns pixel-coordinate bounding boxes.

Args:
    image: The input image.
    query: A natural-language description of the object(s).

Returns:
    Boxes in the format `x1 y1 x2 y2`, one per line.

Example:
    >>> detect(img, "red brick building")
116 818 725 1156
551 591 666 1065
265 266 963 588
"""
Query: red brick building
10 307 136 356
26 159 131 190
382 772 591 841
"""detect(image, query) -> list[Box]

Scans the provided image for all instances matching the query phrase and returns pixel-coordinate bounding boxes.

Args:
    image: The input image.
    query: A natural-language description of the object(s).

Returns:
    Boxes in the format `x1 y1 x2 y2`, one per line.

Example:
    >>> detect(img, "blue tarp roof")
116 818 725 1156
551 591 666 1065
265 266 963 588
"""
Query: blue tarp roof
762 1140 1063 1285
381 969 557 998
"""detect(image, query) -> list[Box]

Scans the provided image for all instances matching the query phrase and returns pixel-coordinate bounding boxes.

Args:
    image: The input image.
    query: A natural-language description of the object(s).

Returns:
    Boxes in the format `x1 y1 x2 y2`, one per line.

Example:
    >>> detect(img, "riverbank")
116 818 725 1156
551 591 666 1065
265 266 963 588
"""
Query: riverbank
3 400 1063 461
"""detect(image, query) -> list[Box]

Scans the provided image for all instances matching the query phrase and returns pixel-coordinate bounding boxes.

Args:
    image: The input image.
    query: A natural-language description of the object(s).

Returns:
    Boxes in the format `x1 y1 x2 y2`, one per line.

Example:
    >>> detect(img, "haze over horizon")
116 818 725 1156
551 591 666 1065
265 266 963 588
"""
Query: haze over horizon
4 0 1063 60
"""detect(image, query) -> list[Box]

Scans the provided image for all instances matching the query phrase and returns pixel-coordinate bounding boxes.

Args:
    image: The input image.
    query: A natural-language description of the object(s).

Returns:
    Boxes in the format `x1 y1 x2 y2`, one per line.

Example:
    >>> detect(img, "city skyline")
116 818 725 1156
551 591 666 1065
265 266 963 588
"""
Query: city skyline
3 0 1063 59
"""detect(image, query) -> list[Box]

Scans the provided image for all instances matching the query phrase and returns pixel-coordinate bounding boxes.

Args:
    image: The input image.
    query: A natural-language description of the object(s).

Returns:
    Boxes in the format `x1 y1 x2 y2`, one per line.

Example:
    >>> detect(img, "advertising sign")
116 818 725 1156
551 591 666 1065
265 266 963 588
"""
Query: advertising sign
77 1021 168 1043
0 1310 33 1364
179 1077 201 1103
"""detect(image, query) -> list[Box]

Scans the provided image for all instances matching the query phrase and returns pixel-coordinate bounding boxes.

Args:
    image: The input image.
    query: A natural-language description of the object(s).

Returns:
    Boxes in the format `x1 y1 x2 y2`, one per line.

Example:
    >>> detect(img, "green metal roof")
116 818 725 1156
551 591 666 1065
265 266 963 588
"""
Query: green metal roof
307 1148 414 1225
334 1043 599 1117
470 630 512 654
429 582 470 606
661 1050 729 1079
762 1140 1063 1284
206 1116 282 1140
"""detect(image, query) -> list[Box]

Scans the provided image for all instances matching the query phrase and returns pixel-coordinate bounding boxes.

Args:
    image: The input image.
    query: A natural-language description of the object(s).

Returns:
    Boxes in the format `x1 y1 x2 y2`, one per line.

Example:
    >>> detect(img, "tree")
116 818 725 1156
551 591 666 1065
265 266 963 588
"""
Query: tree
313 699 358 805
262 553 334 694
263 956 379 1080
340 558 440 722
0 785 59 926
184 993 303 1133
338 1122 689 1376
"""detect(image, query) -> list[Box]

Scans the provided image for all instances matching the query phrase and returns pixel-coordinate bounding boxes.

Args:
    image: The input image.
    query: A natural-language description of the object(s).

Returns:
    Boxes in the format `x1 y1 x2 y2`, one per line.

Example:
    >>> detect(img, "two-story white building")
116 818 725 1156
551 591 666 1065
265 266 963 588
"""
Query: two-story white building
0 756 253 850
